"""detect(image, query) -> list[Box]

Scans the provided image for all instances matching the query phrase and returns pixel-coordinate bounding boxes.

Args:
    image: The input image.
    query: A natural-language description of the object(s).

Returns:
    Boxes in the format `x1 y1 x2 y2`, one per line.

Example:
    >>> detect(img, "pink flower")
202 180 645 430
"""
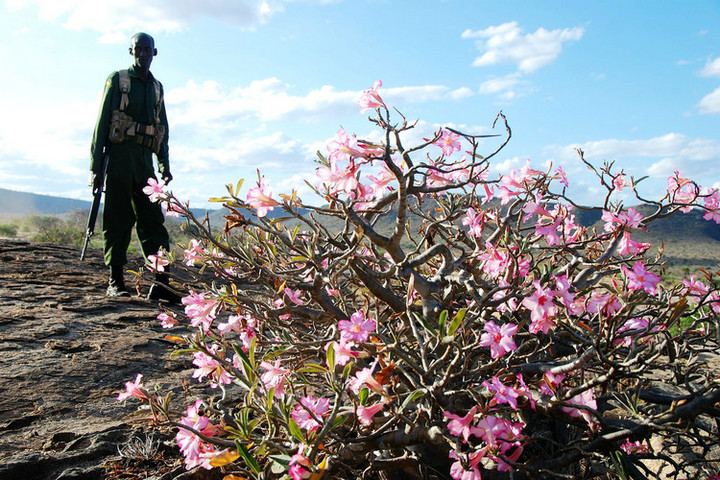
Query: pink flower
554 165 569 187
192 349 233 388
176 400 220 470
561 389 598 425
449 448 485 480
622 261 662 295
147 248 169 273
483 376 521 410
475 414 519 448
462 207 484 238
157 311 178 329
358 80 386 113
338 310 376 343
183 239 204 266
620 439 650 455
117 373 147 401
703 188 720 223
246 173 281 218
260 360 290 397
292 395 330 432
668 170 699 212
182 290 220 332
325 339 361 368
478 320 518 359
613 174 630 192
284 287 305 305
614 317 651 346
617 231 651 256
682 275 709 297
356 401 387 426
444 406 480 443
142 177 166 203
586 291 623 317
348 360 384 393
433 129 462 156
288 446 313 480
522 280 557 334
540 370 566 396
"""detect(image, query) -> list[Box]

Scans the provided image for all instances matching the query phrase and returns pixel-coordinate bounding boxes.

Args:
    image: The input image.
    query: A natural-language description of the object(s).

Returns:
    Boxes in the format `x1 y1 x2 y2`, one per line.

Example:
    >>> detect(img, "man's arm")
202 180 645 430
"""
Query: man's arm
155 81 172 184
90 73 118 175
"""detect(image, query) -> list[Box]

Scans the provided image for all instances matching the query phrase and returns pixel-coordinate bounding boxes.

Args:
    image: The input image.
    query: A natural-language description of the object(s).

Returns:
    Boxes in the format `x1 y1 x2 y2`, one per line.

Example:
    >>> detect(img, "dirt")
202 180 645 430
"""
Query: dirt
0 239 219 480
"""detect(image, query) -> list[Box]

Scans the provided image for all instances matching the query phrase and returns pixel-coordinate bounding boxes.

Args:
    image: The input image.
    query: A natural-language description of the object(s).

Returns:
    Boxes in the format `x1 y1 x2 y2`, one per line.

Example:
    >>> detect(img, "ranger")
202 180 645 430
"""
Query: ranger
89 32 179 303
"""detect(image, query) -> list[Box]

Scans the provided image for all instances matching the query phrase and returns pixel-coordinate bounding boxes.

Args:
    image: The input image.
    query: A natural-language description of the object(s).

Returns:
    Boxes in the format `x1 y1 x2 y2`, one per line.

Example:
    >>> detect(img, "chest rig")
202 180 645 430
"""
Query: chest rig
108 69 166 155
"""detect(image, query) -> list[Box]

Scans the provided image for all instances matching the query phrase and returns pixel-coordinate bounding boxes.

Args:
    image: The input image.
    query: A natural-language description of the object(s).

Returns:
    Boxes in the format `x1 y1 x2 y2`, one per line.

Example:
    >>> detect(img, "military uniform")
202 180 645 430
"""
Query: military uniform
90 65 171 268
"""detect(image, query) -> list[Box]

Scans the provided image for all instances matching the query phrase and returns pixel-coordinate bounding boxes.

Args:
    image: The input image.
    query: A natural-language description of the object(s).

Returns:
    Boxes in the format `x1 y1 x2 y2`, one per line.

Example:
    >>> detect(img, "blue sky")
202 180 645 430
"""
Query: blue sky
1 0 719 209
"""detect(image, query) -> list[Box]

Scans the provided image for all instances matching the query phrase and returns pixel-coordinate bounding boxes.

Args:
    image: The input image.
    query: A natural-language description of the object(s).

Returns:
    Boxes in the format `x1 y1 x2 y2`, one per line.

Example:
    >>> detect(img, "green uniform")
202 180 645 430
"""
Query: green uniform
90 65 171 267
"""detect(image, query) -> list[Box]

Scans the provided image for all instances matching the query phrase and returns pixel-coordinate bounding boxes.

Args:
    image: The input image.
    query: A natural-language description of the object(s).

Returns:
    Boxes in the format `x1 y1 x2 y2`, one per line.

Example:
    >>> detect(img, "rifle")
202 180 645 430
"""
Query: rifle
80 150 109 261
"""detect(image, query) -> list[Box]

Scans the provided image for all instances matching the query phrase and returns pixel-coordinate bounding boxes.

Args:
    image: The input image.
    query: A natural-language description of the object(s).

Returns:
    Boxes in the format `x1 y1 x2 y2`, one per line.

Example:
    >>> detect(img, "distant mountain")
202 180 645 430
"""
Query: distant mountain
0 188 91 216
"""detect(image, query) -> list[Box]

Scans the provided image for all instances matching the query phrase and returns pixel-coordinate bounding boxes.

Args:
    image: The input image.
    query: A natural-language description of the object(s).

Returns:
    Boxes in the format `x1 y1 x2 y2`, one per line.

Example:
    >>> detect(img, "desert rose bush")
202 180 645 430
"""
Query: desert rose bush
120 81 720 479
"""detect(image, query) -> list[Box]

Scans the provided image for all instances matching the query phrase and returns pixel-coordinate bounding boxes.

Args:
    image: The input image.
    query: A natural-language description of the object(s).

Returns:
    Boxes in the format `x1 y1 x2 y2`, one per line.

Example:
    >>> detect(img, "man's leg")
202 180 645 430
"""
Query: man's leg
103 170 136 296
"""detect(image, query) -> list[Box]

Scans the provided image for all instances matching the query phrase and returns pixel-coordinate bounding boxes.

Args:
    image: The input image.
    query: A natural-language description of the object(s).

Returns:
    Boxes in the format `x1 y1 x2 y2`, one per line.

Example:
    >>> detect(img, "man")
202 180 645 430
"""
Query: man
90 32 178 303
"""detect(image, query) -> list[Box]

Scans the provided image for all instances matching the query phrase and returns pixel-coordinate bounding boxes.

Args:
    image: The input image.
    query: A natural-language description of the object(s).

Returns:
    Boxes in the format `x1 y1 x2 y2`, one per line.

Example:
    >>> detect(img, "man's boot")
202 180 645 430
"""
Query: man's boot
107 265 131 297
148 273 181 304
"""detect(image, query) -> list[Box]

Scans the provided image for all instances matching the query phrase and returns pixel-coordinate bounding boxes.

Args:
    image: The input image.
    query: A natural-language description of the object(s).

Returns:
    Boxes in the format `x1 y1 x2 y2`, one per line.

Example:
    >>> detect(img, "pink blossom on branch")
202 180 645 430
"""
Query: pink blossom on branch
622 261 662 295
444 406 480 443
142 177 166 202
117 373 147 401
478 320 518 359
432 128 462 156
449 448 485 480
356 401 388 426
338 310 376 343
246 173 281 218
147 248 169 273
358 80 386 113
260 359 290 397
176 399 221 470
291 395 330 432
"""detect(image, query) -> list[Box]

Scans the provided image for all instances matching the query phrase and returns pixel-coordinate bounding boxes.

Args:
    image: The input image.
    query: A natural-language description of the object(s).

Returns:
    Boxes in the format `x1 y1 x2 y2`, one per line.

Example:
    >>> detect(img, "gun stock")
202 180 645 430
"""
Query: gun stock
81 150 109 261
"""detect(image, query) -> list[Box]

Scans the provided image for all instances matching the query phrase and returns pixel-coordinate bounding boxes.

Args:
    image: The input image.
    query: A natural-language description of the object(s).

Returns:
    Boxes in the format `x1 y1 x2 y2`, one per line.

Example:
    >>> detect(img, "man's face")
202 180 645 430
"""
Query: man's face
130 36 155 71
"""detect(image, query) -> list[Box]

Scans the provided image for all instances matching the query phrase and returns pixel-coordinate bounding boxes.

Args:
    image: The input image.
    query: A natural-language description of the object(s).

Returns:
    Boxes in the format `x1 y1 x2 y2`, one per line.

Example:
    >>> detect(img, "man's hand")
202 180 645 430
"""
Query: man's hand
89 172 104 193
162 171 173 185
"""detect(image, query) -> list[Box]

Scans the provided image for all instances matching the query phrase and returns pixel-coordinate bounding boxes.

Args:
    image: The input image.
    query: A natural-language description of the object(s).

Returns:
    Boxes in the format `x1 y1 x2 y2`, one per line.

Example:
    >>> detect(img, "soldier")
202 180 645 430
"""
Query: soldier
89 32 179 303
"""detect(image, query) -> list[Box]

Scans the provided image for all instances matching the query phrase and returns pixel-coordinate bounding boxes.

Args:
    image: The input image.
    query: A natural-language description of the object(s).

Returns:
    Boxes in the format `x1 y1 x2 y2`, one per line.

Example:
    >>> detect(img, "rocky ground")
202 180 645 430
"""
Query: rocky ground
0 239 221 480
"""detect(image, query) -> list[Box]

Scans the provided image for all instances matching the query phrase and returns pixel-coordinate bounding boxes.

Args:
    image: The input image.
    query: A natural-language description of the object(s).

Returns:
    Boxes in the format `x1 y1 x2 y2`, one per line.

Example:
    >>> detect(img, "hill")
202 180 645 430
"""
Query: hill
0 188 91 218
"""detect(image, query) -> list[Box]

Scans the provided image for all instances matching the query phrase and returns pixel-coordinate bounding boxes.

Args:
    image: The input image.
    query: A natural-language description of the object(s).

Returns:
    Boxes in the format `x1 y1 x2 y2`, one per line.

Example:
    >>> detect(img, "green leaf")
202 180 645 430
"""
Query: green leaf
438 310 448 335
236 440 261 476
287 418 306 443
447 308 467 336
329 414 347 430
297 363 328 374
400 388 427 410
325 341 335 370
411 312 435 334
358 387 369 405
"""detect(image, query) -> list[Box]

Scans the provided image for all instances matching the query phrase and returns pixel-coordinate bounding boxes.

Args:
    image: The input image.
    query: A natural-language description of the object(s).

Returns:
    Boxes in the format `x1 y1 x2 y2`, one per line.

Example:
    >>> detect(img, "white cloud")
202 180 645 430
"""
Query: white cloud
700 57 720 77
462 21 584 73
545 133 720 185
8 0 289 40
697 86 720 114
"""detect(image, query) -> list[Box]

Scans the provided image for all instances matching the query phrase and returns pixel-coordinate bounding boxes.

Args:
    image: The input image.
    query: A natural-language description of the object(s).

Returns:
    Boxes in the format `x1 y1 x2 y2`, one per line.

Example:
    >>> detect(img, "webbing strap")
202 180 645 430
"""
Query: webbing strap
118 69 130 112
116 68 162 127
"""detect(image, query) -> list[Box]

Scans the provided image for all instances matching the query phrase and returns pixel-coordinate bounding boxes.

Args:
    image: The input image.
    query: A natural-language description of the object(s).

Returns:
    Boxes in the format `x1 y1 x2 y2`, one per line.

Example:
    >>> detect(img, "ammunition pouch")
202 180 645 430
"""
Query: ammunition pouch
108 110 166 155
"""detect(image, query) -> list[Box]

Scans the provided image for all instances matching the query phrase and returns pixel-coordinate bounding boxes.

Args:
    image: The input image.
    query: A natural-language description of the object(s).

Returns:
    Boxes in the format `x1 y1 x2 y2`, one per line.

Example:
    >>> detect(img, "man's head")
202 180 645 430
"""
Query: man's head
129 33 157 72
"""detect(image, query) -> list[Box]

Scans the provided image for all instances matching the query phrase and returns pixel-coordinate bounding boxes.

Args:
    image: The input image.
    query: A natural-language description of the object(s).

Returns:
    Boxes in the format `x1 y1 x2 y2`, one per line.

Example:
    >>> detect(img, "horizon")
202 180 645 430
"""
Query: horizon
1 1 719 210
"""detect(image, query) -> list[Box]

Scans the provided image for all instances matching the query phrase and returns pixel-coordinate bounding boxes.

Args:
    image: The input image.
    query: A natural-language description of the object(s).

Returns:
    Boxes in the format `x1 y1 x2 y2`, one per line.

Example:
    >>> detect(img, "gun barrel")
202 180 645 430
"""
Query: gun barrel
80 150 109 261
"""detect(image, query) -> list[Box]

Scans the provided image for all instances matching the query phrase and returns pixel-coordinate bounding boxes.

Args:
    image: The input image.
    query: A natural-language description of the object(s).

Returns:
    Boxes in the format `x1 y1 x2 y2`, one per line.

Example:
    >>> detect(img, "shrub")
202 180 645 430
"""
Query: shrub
120 82 720 479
